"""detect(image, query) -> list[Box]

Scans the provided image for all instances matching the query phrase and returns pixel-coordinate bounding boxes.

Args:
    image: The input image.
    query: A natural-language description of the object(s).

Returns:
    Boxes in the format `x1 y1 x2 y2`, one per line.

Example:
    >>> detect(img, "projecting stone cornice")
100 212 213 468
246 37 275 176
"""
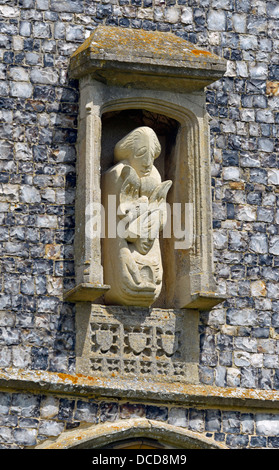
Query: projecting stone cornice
69 25 227 92
1 368 279 412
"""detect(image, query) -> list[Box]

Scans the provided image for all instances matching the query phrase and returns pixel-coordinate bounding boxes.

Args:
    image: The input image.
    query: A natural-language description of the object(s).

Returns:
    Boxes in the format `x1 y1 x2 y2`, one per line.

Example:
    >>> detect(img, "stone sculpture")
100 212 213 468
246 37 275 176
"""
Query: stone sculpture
102 126 172 306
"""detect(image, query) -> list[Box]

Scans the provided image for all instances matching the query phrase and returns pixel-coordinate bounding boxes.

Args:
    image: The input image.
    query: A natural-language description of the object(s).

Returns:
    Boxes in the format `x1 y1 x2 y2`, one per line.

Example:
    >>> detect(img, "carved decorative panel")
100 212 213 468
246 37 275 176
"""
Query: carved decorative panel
76 305 199 384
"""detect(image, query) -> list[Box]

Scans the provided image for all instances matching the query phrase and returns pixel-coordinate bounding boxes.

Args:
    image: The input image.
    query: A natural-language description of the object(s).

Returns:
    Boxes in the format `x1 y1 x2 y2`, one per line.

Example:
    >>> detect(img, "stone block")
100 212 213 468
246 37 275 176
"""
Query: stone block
10 81 32 98
76 304 200 386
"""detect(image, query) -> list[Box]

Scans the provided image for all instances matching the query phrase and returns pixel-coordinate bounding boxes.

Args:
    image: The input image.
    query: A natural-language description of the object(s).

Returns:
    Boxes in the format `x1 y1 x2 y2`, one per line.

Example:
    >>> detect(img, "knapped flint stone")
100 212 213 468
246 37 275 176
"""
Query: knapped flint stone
0 0 279 451
74 400 98 423
205 409 221 432
58 398 75 422
38 420 64 437
226 434 249 449
146 405 168 421
120 403 146 419
100 402 119 423
168 407 188 427
13 428 37 447
189 408 205 432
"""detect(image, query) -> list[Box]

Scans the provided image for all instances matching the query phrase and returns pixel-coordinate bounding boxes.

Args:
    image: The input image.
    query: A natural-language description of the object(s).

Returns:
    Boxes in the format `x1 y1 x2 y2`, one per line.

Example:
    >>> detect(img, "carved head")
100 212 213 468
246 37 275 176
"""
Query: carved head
114 126 161 178
133 237 156 255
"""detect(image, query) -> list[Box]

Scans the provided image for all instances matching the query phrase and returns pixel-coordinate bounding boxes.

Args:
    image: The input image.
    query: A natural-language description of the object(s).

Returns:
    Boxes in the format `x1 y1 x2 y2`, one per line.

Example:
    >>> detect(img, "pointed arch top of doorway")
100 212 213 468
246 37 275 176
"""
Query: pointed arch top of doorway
35 418 227 450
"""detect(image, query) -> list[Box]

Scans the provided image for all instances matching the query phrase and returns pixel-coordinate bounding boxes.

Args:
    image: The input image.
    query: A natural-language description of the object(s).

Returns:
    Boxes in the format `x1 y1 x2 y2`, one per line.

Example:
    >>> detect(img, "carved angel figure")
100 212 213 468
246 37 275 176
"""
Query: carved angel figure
102 126 172 307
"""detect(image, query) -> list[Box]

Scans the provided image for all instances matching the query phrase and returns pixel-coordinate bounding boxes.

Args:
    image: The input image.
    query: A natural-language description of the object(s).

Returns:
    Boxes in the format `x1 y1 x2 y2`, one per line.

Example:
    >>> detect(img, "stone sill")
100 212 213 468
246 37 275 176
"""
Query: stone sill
183 292 226 310
0 368 279 411
64 283 110 302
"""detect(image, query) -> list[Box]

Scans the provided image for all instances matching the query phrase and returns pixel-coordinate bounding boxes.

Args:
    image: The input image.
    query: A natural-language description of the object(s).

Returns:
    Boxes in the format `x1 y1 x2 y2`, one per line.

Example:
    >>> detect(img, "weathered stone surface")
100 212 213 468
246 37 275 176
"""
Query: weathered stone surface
76 304 200 385
0 0 278 451
69 25 227 91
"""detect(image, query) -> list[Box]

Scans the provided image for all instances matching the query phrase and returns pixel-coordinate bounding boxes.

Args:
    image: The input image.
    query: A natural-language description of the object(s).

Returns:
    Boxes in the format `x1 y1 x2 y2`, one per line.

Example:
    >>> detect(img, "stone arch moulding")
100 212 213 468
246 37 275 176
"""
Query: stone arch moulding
35 418 227 450
64 25 227 311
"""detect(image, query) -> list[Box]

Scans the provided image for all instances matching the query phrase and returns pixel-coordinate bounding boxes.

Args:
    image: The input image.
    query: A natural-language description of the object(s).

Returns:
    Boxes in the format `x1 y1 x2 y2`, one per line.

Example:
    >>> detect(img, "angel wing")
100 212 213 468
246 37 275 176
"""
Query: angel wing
149 180 172 206
118 165 142 217
149 180 172 229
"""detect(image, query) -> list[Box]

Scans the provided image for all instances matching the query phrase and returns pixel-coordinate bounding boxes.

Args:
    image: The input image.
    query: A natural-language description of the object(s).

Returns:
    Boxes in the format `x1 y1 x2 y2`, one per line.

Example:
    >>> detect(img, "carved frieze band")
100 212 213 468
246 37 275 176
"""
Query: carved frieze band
88 307 192 383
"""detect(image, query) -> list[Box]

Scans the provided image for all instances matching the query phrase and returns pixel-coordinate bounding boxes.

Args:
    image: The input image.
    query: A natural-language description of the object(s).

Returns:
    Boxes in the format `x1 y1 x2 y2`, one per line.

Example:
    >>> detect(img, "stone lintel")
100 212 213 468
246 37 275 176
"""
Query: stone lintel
64 283 110 302
69 26 227 92
1 368 279 411
183 292 226 310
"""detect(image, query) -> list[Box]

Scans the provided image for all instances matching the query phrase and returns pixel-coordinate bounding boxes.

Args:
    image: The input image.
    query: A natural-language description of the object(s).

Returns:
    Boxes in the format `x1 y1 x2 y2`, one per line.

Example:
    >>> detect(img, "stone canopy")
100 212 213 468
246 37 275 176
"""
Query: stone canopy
69 25 227 92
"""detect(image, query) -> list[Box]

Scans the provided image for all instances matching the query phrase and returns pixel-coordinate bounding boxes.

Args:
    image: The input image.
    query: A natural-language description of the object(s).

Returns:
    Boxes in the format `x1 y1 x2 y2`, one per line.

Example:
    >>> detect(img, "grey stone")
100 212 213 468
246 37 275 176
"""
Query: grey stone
240 35 258 50
11 394 40 418
33 22 51 38
258 138 275 152
234 337 257 352
0 394 11 415
234 351 251 367
54 22 65 39
74 401 98 423
215 365 227 387
10 82 32 98
199 365 215 385
226 434 249 448
189 409 204 432
256 109 274 123
181 7 193 24
30 68 58 85
241 413 254 434
268 169 279 185
269 236 279 255
0 347 11 367
232 13 246 33
208 10 226 31
256 414 279 435
36 0 49 9
13 428 37 446
20 185 41 203
250 436 267 448
249 234 268 253
227 308 257 326
38 420 64 437
168 407 188 427
66 25 84 42
241 367 257 388
0 427 13 444
100 402 119 423
12 346 31 368
50 0 83 13
40 396 59 419
19 21 31 36
205 410 221 432
223 411 241 433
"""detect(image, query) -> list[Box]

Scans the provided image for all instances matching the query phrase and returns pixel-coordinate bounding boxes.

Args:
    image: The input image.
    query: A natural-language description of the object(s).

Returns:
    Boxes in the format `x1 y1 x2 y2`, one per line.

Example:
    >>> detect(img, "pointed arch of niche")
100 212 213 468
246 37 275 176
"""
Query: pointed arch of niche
100 96 208 309
35 418 227 450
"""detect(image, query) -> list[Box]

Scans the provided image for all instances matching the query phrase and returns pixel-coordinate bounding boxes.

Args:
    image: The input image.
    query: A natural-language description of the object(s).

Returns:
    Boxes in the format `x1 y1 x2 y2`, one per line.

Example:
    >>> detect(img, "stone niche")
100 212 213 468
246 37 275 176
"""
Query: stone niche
66 26 226 385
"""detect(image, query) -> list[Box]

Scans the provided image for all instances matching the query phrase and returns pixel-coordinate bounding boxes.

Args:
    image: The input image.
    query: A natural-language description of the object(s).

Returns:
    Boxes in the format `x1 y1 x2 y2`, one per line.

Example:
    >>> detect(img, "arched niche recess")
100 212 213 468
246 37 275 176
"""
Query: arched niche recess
99 98 207 309
65 26 227 384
